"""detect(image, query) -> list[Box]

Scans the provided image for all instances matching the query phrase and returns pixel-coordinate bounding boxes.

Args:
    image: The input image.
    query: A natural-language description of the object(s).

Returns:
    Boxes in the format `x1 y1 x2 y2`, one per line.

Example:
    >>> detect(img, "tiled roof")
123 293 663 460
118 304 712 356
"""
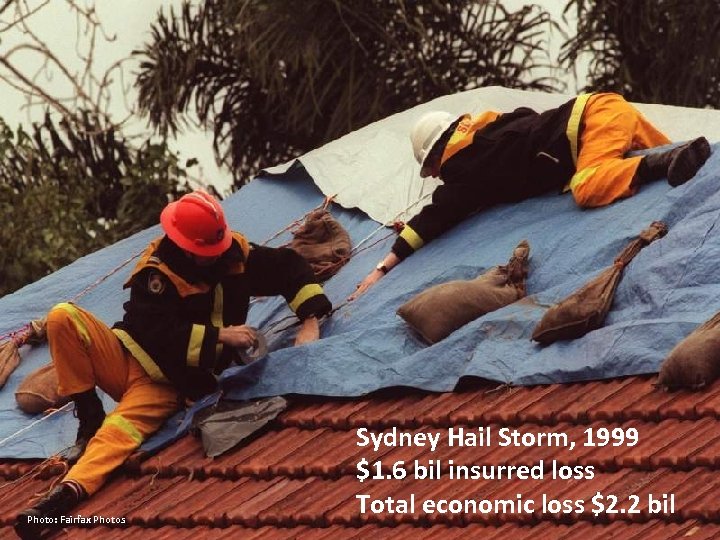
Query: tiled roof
1 374 720 539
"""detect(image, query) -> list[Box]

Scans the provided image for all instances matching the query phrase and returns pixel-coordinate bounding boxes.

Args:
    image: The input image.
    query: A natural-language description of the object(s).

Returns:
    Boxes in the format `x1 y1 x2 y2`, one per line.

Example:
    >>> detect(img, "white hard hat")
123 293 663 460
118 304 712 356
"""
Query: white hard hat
409 111 457 167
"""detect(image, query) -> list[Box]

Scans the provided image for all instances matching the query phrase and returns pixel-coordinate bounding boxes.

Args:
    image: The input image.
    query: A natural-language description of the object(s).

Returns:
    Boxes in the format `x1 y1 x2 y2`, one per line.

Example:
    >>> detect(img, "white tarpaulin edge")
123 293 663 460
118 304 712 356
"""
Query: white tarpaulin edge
264 86 720 225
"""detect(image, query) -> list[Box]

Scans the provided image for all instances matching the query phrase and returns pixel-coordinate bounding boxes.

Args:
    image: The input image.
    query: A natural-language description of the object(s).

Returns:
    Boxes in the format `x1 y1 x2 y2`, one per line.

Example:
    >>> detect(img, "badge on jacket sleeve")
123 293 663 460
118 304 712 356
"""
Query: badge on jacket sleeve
148 272 166 295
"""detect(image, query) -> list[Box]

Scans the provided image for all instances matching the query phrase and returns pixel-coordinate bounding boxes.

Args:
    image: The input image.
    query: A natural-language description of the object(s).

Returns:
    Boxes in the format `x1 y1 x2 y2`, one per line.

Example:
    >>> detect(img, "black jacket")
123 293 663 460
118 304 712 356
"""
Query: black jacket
392 97 583 259
113 233 331 399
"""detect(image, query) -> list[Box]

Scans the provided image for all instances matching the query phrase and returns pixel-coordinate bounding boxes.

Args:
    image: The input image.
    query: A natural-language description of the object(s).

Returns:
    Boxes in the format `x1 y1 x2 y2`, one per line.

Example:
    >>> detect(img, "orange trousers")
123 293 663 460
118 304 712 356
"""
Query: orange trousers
47 303 179 495
569 93 671 208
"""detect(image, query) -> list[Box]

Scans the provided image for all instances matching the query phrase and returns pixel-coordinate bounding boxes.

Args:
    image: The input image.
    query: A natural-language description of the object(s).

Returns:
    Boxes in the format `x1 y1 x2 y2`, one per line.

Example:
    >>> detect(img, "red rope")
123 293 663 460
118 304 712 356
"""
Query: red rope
3 195 395 344
0 323 32 346
0 248 145 345
69 248 147 303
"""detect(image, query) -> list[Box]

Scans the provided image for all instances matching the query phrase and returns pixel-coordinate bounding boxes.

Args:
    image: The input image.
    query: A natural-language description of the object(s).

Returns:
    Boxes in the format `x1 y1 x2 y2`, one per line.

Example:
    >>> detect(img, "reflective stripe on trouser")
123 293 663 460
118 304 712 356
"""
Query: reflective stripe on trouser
46 303 179 495
48 302 132 400
569 93 671 208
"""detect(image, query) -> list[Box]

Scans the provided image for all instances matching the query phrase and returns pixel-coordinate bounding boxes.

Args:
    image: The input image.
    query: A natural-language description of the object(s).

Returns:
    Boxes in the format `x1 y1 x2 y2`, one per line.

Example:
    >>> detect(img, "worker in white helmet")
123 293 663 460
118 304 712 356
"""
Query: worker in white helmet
351 92 711 299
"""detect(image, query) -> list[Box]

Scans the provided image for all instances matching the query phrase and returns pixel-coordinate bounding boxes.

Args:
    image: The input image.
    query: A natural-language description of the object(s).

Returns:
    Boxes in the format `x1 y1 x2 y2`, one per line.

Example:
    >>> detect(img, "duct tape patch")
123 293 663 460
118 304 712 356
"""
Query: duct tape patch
236 330 268 365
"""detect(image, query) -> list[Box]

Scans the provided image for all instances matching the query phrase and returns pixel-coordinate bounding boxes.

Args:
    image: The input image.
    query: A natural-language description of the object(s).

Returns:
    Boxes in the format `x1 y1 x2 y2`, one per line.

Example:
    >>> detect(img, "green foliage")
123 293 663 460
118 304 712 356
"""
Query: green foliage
0 113 189 297
561 0 720 107
135 0 558 185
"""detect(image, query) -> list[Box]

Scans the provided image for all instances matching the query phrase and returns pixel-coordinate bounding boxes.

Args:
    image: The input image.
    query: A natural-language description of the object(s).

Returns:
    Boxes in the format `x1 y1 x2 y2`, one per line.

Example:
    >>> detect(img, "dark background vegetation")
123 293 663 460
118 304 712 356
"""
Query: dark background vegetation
1 0 719 297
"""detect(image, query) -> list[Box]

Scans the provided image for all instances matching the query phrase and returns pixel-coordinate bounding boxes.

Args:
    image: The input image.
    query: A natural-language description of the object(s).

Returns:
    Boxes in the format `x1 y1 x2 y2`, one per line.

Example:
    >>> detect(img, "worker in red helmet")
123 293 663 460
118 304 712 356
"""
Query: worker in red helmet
15 190 332 539
351 92 712 299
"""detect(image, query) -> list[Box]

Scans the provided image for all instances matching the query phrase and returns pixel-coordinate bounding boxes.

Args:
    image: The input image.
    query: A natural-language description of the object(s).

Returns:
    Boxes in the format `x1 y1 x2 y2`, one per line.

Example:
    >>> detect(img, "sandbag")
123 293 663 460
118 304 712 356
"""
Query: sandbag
15 362 70 414
532 221 667 345
289 209 352 280
397 240 530 344
657 312 720 391
0 341 21 389
0 316 47 389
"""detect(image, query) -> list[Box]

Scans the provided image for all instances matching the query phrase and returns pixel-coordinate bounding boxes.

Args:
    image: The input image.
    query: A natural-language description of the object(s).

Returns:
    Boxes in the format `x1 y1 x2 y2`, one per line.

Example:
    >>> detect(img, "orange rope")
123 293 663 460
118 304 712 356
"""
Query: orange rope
0 454 68 497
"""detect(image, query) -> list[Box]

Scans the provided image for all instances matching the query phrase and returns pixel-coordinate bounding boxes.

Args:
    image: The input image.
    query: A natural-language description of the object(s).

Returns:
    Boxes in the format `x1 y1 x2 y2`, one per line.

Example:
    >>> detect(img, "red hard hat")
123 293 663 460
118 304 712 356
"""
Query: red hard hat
160 191 232 257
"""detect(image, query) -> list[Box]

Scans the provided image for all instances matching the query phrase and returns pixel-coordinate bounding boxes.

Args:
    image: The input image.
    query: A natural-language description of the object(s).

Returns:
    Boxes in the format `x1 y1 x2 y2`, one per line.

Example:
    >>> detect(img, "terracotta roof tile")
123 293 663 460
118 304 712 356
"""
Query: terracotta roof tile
510 384 577 424
651 418 719 468
0 460 39 480
694 390 720 417
585 377 657 422
3 375 720 538
0 475 52 525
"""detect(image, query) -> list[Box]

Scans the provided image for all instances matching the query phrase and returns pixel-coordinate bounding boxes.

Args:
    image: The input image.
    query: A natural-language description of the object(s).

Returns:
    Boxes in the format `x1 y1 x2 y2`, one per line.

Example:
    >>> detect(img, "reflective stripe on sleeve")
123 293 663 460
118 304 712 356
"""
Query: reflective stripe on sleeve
289 284 324 313
399 225 424 251
187 324 205 367
211 285 224 359
566 93 593 167
569 166 600 192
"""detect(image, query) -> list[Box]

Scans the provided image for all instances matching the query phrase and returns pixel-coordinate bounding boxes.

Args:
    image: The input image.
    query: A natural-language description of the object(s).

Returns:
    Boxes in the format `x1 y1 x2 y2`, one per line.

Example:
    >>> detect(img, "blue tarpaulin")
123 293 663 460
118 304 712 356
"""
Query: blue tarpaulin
1 143 718 458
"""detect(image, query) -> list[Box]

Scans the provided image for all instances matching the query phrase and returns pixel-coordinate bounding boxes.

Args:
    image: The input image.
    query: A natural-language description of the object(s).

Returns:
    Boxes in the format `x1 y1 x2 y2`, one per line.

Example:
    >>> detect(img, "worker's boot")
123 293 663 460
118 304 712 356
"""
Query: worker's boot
61 389 105 463
15 481 85 539
635 137 711 187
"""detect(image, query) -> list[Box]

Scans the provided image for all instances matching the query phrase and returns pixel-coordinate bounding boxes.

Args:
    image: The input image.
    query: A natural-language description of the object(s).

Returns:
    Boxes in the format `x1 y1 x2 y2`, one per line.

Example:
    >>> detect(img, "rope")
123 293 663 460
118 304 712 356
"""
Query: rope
260 196 335 247
0 402 73 450
260 229 396 339
0 249 145 345
0 323 33 346
0 196 330 340
322 193 337 211
0 404 86 487
0 454 70 504
0 191 432 458
0 253 147 460
69 248 146 303
349 192 431 254
306 229 396 285
255 192 432 338
2 189 428 340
